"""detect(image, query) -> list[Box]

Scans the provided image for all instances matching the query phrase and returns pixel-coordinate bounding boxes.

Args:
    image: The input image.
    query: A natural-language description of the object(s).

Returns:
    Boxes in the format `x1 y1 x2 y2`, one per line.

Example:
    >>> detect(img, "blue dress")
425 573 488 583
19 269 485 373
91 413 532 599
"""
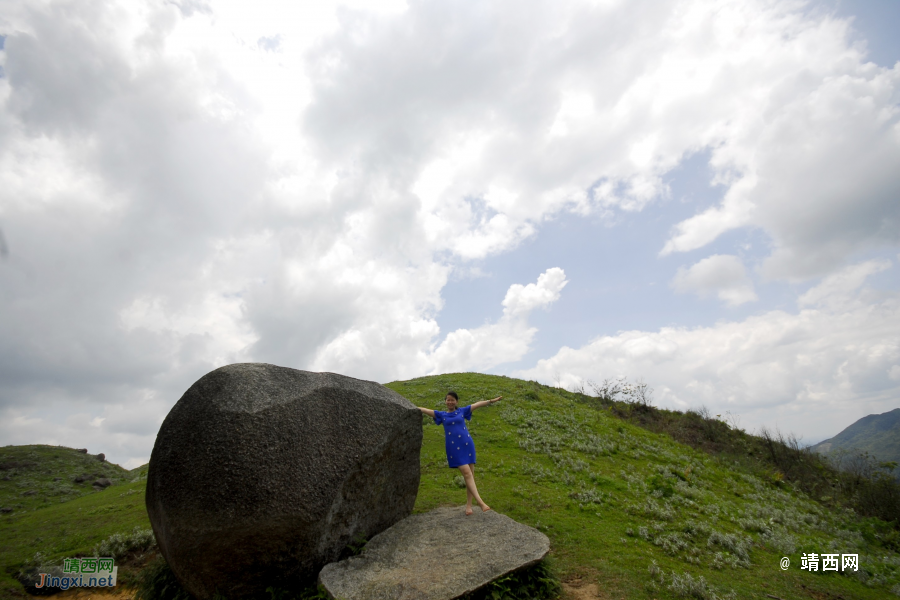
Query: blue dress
433 405 476 468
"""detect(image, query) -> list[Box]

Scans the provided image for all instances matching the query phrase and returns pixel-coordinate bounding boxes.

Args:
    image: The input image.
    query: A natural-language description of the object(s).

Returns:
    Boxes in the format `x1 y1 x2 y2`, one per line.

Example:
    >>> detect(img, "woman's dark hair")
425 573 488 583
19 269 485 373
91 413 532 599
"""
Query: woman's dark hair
446 391 459 401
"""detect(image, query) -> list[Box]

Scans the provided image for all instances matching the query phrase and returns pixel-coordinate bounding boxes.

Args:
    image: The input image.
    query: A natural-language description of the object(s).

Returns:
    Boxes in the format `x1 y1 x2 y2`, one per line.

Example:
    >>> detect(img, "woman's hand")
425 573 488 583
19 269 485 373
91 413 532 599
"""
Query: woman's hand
418 406 436 417
470 396 502 411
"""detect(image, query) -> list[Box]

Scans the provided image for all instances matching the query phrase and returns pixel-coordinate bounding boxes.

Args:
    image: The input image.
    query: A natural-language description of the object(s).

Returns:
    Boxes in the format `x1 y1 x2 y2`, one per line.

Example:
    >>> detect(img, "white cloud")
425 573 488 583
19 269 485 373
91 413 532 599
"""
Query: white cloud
502 268 568 317
305 0 900 280
889 365 900 382
0 393 166 469
661 47 900 280
0 0 898 464
312 268 568 377
516 260 900 442
798 258 891 309
423 268 567 374
672 254 757 306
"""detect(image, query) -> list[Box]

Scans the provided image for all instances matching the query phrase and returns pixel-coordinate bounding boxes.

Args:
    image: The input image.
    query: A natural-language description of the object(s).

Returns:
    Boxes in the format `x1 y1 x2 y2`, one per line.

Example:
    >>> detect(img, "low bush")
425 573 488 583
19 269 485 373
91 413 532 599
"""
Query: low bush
93 526 156 560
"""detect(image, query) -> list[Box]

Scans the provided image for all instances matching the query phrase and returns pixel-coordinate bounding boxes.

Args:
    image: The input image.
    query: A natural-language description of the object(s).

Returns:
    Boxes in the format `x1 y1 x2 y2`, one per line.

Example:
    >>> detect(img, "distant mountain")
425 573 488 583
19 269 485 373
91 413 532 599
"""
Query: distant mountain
811 408 900 467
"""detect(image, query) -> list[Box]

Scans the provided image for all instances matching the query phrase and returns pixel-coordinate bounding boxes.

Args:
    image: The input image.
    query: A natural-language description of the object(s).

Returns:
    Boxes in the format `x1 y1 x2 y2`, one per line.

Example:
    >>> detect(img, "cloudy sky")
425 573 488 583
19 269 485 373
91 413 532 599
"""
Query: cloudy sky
0 0 898 467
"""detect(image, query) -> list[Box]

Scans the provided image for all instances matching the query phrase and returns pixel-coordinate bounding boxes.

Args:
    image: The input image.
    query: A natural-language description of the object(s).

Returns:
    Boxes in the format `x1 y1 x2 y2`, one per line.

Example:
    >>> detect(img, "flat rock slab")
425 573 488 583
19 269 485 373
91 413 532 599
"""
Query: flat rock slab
319 506 550 600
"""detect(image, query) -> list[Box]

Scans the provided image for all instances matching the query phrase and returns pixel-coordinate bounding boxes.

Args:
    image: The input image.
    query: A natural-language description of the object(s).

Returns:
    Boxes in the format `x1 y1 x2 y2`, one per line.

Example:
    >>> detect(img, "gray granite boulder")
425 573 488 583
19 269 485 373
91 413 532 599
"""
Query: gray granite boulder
318 506 550 600
146 363 422 600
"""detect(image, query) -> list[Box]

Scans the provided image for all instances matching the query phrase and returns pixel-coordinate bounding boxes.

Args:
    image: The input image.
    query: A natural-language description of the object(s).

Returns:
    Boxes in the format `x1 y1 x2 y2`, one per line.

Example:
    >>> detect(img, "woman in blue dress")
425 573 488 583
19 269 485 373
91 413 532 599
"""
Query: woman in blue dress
417 391 502 515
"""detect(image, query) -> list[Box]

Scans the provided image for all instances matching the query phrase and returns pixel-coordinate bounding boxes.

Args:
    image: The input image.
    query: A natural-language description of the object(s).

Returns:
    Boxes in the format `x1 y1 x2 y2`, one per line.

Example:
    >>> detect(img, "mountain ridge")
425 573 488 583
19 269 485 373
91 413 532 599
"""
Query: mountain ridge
811 407 900 466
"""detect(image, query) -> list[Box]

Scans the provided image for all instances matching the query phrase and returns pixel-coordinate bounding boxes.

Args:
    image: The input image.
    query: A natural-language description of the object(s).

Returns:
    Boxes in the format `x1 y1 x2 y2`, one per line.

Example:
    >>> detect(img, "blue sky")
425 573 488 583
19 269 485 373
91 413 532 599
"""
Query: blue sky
438 150 779 360
0 0 898 466
829 0 900 68
439 0 900 378
439 132 900 377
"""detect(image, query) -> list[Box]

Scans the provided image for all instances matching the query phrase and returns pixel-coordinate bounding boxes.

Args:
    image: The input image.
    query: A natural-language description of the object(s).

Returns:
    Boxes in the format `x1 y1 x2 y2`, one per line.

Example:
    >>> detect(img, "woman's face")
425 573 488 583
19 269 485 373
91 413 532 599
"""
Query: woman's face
445 394 458 410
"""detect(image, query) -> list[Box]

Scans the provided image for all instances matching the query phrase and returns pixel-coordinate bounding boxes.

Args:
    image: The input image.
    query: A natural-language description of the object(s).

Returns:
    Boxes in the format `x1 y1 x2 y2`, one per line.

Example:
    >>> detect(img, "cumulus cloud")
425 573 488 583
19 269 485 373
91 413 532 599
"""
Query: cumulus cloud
502 268 568 317
516 260 900 442
0 392 169 468
423 268 568 374
309 267 567 377
660 39 900 280
798 258 891 309
672 254 757 306
0 0 898 464
308 0 900 280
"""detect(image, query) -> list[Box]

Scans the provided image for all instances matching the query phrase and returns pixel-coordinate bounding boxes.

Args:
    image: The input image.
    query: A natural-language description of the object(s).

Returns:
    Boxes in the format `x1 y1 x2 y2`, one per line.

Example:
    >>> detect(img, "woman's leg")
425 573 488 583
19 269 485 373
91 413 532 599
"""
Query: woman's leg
458 464 490 514
466 465 475 508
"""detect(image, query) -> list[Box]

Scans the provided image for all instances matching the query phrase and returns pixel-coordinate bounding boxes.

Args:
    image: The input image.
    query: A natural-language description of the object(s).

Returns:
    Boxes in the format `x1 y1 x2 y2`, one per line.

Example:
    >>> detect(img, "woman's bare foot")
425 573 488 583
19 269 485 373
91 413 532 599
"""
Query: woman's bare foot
481 505 491 513
465 506 474 516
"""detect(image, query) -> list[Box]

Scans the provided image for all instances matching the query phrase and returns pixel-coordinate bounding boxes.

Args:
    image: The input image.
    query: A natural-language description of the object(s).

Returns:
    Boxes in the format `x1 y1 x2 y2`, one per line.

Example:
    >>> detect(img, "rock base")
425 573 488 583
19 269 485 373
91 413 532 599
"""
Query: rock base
319 506 550 600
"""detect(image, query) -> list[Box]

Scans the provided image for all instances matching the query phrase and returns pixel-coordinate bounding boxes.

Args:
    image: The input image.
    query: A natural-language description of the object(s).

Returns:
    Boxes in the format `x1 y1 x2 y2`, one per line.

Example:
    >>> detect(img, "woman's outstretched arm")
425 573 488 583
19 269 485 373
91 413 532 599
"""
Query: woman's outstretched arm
470 396 502 412
417 406 436 417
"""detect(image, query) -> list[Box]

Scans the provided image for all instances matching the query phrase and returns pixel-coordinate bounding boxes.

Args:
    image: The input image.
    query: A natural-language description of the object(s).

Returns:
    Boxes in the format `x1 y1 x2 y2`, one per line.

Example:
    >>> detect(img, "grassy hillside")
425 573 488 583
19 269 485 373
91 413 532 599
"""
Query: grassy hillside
0 445 133 515
0 453 150 598
574 392 900 524
2 375 899 600
386 373 900 599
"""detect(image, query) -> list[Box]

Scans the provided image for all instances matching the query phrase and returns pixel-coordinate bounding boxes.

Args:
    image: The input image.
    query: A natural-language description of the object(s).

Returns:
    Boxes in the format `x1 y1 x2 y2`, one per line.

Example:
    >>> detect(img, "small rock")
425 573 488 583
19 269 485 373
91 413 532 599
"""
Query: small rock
22 490 37 496
76 448 88 453
96 453 106 462
93 478 112 488
0 507 12 513
73 475 86 483
0 460 36 470
318 506 550 600
53 477 61 481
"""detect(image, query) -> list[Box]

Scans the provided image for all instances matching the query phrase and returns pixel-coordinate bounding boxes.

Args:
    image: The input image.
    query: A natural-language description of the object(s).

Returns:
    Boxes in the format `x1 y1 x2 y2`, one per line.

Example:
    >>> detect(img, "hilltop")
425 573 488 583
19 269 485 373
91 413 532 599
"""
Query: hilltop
387 373 900 599
0 445 135 515
812 408 900 467
0 448 151 598
1 373 899 600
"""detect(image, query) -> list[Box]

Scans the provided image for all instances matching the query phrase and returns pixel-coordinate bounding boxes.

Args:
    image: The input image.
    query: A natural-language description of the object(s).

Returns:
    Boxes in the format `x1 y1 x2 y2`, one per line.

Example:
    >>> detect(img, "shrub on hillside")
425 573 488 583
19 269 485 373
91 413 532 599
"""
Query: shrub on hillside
92 527 156 560
570 379 900 530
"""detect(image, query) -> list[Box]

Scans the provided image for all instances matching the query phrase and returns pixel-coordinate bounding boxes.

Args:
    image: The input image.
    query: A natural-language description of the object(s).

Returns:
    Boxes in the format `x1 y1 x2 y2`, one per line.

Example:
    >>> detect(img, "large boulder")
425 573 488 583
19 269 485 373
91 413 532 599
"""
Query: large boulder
318 506 551 600
146 363 422 599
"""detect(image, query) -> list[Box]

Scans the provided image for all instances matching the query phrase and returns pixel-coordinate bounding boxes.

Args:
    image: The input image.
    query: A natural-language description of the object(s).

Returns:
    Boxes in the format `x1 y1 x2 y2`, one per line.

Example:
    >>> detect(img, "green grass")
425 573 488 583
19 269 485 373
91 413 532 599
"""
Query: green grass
2 373 899 599
386 373 900 599
0 466 151 598
0 444 134 514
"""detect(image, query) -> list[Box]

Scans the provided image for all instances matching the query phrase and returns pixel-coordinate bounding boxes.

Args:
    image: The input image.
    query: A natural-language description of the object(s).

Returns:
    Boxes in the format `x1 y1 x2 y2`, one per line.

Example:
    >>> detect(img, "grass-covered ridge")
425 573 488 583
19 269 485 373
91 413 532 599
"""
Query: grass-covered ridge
386 373 900 599
0 445 133 515
0 481 152 597
2 374 899 599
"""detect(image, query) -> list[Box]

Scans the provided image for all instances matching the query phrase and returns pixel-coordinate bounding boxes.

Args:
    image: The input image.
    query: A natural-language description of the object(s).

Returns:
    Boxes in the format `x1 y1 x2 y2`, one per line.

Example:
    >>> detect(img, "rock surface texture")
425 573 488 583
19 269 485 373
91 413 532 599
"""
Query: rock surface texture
145 363 422 600
318 506 550 600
